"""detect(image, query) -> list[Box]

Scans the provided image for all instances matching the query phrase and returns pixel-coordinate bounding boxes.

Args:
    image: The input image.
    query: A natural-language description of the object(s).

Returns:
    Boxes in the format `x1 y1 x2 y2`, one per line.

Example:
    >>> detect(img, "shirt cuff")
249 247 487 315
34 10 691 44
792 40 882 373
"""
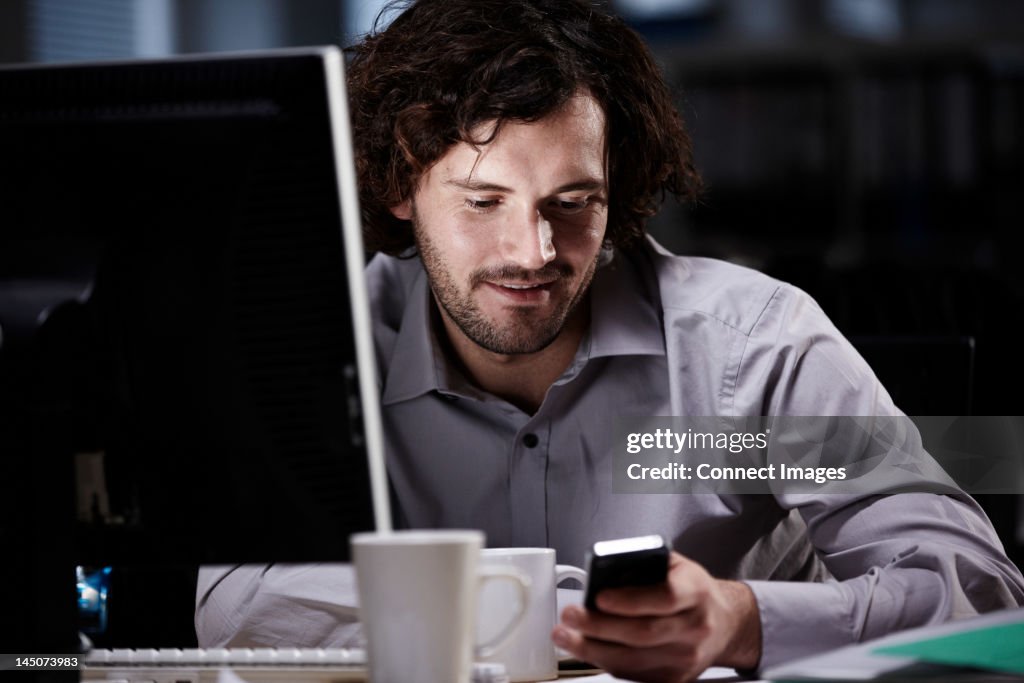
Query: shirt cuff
742 579 856 671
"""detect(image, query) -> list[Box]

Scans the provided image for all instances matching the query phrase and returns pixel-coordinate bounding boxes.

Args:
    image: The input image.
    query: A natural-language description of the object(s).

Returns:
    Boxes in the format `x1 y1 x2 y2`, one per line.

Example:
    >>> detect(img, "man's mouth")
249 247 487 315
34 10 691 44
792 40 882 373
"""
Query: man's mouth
497 282 551 290
483 280 556 301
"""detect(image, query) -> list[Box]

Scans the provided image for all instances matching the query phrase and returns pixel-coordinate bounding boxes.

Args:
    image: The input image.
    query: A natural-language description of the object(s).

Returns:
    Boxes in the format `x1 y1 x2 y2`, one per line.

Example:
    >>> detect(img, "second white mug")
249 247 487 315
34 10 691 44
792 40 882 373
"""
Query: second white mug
352 530 529 683
477 547 587 682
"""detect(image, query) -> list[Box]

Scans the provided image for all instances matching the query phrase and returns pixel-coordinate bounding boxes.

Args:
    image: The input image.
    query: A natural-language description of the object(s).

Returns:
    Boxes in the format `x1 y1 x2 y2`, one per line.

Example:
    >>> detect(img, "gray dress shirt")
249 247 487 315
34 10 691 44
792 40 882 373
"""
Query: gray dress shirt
196 236 1024 670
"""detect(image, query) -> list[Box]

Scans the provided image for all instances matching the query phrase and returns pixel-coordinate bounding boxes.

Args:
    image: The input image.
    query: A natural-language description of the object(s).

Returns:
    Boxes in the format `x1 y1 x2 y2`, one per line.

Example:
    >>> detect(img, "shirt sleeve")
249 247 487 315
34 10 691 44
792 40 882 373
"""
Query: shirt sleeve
745 492 1023 669
195 563 362 648
736 285 1024 670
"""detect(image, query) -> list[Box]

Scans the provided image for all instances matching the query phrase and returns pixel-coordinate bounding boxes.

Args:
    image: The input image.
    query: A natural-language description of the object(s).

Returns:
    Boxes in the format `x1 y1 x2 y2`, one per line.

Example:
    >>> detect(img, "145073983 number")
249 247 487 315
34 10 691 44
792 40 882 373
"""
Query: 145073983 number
14 657 79 669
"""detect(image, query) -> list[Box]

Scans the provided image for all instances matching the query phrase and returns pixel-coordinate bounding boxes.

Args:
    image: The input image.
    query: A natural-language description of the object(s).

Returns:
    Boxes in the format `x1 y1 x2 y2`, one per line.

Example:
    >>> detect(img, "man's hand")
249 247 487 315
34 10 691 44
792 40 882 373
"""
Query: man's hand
552 552 762 683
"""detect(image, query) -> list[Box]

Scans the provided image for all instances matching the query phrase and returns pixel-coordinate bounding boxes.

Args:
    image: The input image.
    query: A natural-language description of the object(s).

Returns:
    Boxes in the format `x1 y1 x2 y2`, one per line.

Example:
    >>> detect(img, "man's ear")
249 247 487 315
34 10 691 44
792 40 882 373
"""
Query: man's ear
390 199 413 221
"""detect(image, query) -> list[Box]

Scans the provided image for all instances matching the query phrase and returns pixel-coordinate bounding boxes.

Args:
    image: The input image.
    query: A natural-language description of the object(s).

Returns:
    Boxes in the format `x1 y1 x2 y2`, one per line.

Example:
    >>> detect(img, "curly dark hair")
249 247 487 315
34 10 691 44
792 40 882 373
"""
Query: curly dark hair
346 0 702 255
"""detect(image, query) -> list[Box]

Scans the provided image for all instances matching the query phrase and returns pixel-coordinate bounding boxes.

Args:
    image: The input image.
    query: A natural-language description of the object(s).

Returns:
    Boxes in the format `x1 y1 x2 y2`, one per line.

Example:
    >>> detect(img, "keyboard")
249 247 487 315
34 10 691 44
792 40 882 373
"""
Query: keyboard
82 647 367 682
82 647 511 682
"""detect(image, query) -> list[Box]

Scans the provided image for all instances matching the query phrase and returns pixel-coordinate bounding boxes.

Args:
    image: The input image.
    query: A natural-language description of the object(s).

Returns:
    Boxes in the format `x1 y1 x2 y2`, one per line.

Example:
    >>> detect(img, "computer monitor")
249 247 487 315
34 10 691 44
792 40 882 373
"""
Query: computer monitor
0 48 390 651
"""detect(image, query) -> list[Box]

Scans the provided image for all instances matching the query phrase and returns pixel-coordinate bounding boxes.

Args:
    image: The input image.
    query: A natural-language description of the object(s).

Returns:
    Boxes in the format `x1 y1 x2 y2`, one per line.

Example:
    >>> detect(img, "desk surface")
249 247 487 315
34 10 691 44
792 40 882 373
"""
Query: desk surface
575 666 751 682
81 666 752 682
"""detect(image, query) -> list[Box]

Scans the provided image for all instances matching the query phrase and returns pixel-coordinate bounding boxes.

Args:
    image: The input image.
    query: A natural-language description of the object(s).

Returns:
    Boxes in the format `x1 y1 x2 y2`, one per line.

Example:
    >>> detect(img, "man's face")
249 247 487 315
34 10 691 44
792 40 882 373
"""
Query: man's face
393 94 609 355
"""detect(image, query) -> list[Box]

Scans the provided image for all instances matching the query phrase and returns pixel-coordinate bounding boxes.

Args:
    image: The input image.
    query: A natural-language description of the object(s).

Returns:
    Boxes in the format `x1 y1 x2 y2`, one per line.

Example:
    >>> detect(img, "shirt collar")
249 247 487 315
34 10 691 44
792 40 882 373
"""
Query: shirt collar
380 267 446 405
586 245 666 359
380 247 666 406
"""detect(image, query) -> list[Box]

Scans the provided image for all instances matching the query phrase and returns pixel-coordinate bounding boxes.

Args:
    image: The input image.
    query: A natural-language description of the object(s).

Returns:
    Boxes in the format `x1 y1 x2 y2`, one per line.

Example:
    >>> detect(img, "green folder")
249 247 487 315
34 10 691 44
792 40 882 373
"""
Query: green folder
874 622 1024 675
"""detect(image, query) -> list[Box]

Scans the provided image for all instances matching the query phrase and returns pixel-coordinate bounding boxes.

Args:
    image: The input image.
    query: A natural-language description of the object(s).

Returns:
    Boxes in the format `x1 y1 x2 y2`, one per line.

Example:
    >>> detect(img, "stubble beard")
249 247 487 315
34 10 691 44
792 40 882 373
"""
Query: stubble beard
412 217 599 356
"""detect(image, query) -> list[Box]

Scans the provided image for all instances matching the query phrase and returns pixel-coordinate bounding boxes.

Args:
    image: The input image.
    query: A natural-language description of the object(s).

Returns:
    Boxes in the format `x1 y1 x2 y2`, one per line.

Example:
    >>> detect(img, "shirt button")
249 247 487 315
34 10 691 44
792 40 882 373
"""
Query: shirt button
522 433 539 448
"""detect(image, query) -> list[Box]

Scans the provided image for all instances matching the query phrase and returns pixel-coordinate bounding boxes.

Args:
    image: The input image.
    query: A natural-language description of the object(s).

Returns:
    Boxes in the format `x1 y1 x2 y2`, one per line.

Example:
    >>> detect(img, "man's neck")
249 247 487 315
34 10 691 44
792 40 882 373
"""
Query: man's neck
436 301 589 415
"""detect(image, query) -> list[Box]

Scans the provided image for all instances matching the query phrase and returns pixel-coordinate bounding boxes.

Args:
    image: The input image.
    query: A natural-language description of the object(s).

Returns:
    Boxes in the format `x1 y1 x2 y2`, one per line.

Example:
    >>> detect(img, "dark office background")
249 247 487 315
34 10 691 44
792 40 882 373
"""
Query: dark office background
1 0 1022 648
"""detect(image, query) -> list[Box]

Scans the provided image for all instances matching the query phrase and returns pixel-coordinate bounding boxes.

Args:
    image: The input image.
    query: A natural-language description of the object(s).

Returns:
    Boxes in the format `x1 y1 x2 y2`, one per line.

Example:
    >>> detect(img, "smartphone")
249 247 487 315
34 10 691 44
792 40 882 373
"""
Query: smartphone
583 534 669 611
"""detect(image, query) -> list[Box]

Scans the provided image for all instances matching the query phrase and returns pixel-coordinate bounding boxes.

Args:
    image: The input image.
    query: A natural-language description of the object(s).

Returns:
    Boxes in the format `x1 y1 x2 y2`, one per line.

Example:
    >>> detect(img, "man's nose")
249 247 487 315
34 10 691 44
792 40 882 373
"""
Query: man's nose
500 208 556 271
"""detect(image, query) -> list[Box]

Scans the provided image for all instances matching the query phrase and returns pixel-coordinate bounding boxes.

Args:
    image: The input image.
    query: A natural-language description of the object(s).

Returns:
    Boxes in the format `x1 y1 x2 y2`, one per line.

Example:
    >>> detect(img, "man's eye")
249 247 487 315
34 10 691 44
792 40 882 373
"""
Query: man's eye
466 198 499 211
553 198 588 213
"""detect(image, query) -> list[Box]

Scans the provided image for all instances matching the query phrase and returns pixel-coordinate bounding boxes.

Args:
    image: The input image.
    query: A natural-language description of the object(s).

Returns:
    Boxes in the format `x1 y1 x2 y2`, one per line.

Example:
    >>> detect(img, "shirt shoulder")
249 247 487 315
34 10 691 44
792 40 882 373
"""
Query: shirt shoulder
643 238 809 339
640 237 881 415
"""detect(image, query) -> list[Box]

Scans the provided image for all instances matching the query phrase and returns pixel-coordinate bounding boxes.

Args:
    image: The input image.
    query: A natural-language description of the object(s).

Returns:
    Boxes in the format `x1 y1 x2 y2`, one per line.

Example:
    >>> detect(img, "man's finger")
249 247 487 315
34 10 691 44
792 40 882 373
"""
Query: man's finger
596 555 708 616
552 624 704 683
561 604 707 648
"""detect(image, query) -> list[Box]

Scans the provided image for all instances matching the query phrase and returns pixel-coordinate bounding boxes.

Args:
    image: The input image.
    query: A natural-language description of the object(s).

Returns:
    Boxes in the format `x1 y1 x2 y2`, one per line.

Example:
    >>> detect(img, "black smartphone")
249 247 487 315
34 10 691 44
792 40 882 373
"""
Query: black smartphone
583 534 670 611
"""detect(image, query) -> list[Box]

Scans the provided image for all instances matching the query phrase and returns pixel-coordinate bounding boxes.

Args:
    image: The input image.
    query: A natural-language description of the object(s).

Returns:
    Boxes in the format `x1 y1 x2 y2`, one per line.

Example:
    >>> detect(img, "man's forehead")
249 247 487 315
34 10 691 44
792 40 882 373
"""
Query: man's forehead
430 97 608 191
461 92 605 141
441 176 607 194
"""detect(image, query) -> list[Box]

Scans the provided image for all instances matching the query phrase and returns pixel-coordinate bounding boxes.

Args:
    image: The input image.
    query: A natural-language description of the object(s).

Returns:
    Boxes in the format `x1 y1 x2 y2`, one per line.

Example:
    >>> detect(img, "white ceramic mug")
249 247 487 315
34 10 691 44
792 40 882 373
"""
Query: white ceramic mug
477 547 587 682
351 530 530 683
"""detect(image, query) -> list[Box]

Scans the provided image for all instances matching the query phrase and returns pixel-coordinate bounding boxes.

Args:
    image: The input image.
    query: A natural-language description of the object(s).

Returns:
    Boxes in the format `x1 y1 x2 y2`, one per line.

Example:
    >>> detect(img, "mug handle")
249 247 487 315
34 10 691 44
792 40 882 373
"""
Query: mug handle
555 564 587 587
474 565 531 658
553 564 588 659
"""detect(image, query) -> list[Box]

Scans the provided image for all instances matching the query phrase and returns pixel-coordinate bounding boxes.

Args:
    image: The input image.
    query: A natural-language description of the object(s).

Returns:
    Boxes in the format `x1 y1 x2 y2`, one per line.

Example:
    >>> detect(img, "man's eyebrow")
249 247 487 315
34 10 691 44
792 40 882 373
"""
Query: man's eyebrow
443 178 512 192
554 179 606 194
442 178 607 194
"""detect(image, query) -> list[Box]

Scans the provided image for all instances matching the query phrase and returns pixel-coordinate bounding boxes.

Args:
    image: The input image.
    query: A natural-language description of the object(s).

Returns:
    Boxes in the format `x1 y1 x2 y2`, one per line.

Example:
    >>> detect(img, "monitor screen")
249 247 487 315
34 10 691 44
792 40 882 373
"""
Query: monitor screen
0 49 388 649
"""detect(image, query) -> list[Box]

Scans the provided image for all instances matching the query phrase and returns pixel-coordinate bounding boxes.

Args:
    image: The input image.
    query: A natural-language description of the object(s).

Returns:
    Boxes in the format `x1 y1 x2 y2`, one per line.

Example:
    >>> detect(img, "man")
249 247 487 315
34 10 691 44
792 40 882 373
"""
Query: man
196 1 1024 680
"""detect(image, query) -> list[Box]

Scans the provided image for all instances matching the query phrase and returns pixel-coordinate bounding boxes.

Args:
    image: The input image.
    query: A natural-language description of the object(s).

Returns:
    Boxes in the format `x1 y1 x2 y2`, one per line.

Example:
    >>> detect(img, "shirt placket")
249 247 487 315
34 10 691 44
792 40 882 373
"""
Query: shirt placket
508 415 552 547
